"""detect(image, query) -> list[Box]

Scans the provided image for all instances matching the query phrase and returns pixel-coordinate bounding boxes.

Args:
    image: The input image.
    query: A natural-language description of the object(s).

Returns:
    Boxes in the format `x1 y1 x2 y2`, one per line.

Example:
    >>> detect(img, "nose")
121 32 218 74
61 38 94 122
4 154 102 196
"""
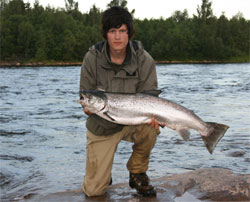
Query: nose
114 31 121 39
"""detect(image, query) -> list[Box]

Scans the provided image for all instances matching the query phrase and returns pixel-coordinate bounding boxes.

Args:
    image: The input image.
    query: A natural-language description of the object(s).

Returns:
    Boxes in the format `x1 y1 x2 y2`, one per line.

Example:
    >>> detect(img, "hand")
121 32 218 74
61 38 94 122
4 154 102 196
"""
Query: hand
83 107 93 116
147 117 165 130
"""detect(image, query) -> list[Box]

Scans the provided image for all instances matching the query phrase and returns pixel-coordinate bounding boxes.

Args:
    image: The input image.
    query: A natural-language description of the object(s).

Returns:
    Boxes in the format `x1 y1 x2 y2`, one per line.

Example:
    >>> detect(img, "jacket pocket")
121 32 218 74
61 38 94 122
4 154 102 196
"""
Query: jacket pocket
111 77 139 93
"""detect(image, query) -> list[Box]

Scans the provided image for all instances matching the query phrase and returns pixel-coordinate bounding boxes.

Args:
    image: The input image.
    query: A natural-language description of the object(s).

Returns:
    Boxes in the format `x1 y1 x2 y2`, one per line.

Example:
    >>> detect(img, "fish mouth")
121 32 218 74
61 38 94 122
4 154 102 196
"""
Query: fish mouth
75 100 82 104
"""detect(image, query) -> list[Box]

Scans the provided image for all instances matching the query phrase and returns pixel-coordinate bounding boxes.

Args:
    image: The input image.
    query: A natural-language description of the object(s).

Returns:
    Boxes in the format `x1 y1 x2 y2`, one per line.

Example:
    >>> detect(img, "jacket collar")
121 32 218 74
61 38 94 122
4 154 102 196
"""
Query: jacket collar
98 41 138 75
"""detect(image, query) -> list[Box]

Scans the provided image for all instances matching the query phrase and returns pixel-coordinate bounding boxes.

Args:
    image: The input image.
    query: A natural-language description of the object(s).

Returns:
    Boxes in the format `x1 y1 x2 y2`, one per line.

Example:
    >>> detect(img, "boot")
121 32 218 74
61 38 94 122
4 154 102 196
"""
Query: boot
129 172 156 196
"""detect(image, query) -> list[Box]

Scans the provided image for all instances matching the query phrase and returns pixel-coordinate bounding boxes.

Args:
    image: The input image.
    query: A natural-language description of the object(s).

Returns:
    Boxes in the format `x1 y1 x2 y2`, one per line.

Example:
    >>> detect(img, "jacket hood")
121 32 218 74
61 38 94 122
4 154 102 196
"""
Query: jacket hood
88 40 144 75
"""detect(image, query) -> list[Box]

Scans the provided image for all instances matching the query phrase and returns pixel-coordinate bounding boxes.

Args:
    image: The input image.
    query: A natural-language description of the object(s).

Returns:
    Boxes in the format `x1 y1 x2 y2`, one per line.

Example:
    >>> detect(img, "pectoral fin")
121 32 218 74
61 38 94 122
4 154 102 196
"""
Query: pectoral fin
103 111 116 122
177 128 190 141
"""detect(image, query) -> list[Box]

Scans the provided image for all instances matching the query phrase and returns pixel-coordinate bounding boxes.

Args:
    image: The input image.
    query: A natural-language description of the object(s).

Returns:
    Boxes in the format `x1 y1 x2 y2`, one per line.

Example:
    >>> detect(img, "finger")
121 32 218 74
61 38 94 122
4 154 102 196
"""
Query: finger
155 120 159 130
151 117 155 127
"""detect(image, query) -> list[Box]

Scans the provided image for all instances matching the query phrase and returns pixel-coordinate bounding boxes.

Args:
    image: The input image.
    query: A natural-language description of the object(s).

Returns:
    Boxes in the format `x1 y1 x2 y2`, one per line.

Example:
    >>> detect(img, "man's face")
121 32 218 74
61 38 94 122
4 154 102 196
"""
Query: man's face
107 24 129 53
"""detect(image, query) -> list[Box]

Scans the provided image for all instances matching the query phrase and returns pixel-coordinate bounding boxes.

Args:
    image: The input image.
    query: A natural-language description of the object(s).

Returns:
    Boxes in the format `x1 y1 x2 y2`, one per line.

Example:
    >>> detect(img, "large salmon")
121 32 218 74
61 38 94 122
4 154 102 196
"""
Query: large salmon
76 90 229 154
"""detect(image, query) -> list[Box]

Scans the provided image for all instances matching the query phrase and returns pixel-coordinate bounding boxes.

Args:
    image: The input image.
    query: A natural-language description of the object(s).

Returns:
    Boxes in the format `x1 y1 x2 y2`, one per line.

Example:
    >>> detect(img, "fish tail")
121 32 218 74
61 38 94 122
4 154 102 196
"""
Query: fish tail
202 122 229 154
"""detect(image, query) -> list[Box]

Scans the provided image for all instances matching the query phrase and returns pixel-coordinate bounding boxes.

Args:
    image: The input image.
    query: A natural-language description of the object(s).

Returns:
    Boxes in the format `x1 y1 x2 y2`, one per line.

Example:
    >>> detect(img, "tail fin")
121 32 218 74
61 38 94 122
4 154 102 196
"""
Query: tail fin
202 122 229 154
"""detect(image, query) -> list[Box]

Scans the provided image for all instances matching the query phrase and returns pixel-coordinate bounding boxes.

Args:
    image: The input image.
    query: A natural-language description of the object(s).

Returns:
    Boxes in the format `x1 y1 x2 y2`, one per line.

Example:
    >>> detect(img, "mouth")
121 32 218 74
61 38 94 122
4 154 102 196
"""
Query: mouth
114 42 122 45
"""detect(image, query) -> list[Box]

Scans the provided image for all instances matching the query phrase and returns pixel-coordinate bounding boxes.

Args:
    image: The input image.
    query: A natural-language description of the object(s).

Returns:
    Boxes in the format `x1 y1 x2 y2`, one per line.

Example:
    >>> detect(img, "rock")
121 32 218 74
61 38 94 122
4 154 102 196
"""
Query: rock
28 168 250 201
157 168 250 201
226 150 246 157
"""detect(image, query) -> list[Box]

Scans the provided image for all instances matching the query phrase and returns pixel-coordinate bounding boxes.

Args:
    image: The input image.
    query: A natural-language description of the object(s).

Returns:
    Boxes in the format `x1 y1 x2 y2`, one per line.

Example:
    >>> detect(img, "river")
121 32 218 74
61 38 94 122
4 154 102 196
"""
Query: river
0 63 249 201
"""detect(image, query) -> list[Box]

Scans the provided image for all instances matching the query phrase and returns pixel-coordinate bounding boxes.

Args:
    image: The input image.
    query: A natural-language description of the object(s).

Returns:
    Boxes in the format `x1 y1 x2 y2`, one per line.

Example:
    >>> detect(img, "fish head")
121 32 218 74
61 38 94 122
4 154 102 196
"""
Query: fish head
78 90 107 113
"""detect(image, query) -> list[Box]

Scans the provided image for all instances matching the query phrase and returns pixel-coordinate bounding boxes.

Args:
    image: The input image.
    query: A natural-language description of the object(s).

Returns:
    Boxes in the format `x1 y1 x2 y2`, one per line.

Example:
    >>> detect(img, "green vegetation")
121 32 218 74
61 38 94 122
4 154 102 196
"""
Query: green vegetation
0 0 249 64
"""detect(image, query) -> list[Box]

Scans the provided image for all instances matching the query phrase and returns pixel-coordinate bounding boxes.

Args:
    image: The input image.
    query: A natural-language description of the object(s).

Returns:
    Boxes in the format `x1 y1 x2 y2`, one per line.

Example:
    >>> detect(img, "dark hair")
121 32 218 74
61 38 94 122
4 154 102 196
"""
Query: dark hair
101 6 135 39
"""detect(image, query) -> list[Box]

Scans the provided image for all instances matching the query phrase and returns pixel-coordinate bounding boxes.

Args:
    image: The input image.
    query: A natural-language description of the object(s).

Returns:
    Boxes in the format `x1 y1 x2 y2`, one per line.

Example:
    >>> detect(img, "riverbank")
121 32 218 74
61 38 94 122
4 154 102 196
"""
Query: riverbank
0 60 249 67
18 168 250 202
0 61 82 67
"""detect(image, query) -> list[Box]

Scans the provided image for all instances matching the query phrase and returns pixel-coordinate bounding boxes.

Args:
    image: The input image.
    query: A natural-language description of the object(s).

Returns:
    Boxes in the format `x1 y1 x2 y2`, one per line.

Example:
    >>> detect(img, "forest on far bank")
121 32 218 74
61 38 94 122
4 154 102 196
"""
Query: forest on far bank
0 0 249 64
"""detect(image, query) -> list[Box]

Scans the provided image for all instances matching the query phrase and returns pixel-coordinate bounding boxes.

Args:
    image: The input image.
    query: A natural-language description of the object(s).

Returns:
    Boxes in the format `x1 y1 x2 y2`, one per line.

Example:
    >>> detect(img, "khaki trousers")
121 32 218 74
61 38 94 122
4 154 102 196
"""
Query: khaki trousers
82 124 159 197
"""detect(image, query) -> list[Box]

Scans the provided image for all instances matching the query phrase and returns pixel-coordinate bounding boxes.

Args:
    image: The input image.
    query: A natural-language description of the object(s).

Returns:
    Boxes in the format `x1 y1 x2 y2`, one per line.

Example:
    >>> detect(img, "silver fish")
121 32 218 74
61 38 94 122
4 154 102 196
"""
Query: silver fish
76 90 229 154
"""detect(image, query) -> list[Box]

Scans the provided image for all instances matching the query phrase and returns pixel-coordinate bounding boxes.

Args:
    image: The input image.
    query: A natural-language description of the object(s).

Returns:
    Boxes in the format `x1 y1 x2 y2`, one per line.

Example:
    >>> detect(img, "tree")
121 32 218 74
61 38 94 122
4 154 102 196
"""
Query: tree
0 0 9 12
64 0 78 12
196 0 213 23
230 15 249 55
107 0 128 8
18 21 35 59
34 30 47 61
106 0 135 14
85 4 102 26
2 0 26 15
64 0 82 21
62 29 76 60
171 9 189 23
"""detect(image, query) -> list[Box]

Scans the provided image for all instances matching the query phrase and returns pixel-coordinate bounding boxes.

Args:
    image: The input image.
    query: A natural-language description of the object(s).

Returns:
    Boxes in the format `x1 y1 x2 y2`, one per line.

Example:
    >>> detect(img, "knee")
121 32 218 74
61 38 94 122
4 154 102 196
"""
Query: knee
136 124 159 143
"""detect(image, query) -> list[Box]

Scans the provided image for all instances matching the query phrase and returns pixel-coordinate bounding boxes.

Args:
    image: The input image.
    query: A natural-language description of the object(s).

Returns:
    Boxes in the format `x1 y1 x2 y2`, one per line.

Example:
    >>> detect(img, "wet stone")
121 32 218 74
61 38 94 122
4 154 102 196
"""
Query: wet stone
226 150 246 157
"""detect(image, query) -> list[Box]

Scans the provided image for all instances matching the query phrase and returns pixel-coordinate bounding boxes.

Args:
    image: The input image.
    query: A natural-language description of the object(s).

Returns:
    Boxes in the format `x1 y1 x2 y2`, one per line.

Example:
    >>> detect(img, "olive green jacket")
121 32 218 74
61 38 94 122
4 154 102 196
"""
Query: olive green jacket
80 40 158 135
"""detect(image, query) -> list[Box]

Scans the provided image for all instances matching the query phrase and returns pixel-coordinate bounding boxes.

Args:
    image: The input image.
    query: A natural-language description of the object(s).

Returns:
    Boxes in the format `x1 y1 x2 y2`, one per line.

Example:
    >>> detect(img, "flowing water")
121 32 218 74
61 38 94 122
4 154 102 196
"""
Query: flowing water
0 63 249 201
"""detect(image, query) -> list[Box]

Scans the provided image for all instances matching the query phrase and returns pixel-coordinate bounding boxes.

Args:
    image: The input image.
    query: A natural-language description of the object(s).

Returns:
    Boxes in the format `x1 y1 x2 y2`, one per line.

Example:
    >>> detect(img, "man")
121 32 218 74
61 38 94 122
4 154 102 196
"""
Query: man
80 6 164 197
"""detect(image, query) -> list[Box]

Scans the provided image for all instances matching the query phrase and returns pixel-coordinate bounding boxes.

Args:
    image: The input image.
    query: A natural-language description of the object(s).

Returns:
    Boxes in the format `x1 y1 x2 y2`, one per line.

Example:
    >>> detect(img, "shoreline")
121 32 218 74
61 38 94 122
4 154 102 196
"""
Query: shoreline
0 60 249 67
16 168 250 201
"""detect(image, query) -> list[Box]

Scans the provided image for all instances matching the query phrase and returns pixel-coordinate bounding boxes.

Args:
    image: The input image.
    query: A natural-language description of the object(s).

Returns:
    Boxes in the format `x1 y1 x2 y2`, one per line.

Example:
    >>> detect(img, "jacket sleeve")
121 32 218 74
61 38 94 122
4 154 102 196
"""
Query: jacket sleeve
79 51 96 94
137 50 158 93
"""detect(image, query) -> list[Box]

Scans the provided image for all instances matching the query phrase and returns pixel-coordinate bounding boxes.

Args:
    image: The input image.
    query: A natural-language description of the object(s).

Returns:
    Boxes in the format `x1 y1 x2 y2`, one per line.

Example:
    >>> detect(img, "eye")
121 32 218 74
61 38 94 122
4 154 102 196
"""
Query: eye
120 29 127 33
